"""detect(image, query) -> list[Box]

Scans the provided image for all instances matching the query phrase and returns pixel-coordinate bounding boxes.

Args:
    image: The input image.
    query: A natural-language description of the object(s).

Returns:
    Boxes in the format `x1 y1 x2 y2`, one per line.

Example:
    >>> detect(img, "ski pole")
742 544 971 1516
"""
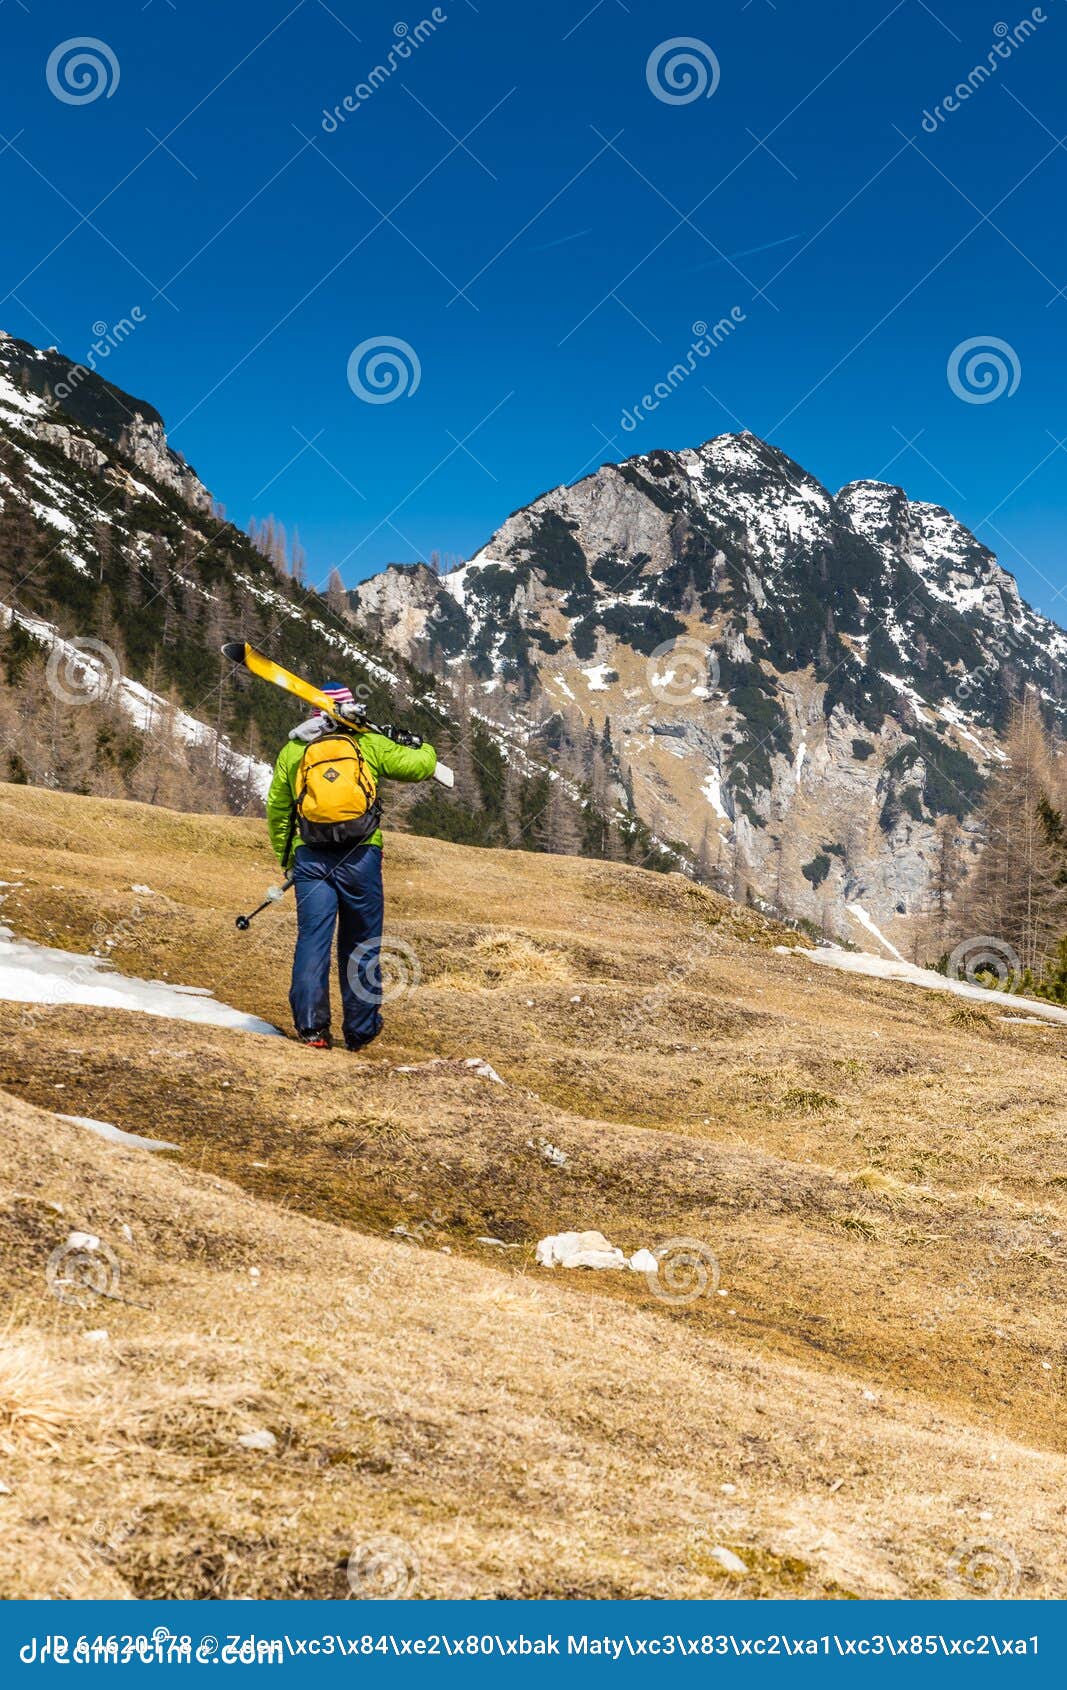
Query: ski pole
235 873 294 931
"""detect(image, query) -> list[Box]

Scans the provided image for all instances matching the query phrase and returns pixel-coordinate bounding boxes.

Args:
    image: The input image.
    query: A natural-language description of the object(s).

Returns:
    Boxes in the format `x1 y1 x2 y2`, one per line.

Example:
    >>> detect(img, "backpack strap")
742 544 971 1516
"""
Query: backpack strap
292 728 380 849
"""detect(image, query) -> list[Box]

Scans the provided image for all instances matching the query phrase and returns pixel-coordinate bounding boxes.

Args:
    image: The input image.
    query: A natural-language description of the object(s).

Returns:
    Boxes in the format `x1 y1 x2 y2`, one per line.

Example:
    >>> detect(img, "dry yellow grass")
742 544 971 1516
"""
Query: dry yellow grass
0 779 1065 1598
430 929 574 992
0 1336 73 1456
2 1092 1065 1601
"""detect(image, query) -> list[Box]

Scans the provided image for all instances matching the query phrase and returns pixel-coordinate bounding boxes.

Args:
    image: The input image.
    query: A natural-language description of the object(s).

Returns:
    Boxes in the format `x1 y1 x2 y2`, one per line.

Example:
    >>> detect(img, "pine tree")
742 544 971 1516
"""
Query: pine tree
326 567 348 619
546 775 581 856
914 815 964 960
695 819 717 886
958 695 1067 975
290 528 306 586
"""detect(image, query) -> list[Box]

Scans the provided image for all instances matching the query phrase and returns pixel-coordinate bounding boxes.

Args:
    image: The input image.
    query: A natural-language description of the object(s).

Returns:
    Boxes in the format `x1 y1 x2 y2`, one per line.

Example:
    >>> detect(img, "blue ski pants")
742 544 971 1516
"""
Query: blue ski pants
289 843 384 1047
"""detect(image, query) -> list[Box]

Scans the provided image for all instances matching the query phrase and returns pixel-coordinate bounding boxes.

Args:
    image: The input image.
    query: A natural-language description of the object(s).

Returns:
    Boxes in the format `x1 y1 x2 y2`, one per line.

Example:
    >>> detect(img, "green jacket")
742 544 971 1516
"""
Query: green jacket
266 727 437 864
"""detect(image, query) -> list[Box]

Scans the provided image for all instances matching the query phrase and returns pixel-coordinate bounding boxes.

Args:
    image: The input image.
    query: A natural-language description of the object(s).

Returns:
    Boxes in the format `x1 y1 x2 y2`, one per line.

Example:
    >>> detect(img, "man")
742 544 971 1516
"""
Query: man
266 682 437 1051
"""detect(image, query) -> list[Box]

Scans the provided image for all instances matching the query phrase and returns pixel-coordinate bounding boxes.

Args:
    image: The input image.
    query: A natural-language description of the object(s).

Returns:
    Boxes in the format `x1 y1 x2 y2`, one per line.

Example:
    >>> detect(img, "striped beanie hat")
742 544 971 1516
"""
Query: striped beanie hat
316 681 355 715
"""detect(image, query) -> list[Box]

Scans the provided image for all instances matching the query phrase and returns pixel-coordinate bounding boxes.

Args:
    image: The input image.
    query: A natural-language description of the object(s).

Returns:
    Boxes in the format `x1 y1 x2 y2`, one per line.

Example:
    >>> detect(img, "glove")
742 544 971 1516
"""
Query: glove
382 725 422 748
336 699 368 722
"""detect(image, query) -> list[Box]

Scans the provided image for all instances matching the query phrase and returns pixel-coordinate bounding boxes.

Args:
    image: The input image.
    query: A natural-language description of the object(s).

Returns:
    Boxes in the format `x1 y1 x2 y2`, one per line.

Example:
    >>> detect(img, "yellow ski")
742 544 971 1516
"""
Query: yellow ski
223 641 350 723
222 641 455 787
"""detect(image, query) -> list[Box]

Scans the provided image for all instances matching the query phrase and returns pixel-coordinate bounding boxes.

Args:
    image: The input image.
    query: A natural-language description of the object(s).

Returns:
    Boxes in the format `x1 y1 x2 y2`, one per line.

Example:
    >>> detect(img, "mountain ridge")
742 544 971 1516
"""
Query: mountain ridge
3 322 1062 940
0 332 662 874
348 429 1066 942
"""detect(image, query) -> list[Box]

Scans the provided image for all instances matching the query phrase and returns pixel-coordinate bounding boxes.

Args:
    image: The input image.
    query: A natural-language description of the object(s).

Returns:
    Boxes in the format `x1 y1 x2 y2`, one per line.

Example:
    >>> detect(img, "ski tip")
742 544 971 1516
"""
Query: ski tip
433 761 456 789
221 641 247 663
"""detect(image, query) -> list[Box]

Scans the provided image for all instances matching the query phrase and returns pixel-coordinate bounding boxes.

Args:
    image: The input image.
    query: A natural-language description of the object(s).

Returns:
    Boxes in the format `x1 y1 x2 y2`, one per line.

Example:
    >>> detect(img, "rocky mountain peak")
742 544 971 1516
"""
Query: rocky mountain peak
838 475 1034 640
0 332 212 514
346 428 1066 944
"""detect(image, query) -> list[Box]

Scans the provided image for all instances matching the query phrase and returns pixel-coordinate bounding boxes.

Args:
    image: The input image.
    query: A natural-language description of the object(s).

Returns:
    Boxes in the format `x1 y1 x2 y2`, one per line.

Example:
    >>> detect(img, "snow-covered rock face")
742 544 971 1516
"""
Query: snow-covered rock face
349 561 470 664
348 430 1067 941
837 480 1032 640
0 331 437 823
0 334 211 514
0 603 274 799
117 414 212 515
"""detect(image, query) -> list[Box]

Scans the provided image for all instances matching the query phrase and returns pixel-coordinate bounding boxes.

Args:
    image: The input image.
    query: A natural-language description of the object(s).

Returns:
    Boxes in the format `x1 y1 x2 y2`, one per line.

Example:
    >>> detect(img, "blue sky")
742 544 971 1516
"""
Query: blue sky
3 0 1066 622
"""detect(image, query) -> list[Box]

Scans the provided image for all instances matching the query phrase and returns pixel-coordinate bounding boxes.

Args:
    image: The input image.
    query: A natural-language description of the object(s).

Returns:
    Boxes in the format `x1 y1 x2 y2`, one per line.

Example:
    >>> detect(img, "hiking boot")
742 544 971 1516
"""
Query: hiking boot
344 1031 380 1053
298 1028 332 1050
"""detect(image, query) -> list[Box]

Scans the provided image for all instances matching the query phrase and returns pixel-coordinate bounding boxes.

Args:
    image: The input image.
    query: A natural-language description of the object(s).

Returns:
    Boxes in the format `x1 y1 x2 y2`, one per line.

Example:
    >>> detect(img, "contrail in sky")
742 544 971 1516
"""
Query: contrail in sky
690 233 801 270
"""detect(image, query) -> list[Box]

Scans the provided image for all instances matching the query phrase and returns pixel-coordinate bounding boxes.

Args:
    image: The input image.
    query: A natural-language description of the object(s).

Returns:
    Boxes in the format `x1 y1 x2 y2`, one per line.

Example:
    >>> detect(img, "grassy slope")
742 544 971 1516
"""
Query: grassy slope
0 780 1064 1599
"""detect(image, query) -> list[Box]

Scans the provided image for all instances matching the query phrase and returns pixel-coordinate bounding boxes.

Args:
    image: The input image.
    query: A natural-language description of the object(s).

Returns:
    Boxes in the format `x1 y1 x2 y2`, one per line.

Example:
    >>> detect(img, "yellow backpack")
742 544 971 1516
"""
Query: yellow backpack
295 732 381 846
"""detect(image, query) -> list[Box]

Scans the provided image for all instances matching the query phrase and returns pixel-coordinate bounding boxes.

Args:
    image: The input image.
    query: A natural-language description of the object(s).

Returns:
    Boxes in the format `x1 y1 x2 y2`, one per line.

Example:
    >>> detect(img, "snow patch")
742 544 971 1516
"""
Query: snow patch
881 673 933 725
56 1114 179 1152
795 944 1067 1028
0 928 281 1035
937 703 996 761
463 1056 504 1084
845 903 906 963
536 1230 657 1272
0 602 273 798
440 558 494 611
701 770 728 819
